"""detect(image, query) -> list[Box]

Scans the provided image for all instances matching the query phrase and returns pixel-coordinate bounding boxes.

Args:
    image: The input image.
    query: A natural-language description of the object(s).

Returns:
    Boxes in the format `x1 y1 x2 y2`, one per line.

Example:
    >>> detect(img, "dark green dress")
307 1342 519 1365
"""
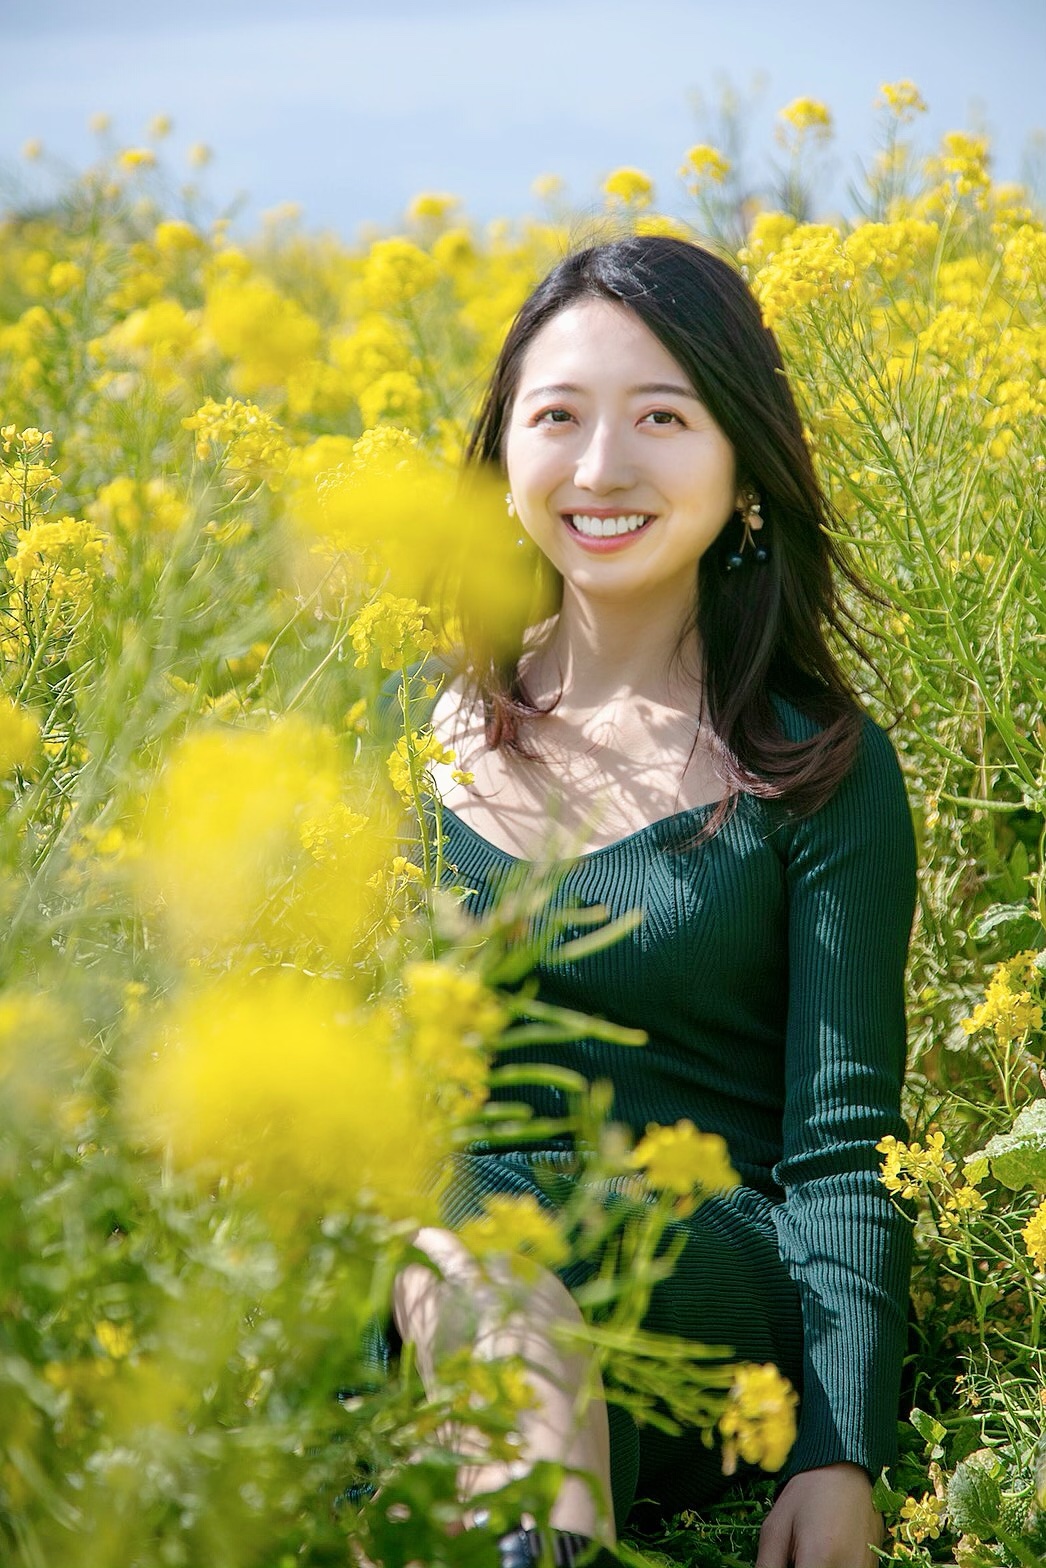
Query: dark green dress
426 692 917 1527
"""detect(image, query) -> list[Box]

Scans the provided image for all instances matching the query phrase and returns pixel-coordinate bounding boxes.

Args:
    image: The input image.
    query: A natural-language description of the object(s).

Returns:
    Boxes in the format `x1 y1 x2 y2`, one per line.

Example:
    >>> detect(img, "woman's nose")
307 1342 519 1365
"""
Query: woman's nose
573 421 636 493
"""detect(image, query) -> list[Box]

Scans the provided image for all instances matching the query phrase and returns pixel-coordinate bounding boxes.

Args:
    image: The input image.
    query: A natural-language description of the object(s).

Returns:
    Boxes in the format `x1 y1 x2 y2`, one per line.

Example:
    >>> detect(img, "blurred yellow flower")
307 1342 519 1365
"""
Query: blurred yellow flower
0 697 39 777
876 80 928 122
403 960 505 1115
408 191 459 223
719 1362 798 1474
125 971 450 1221
776 97 833 138
602 167 654 209
458 1194 569 1272
119 148 157 170
360 237 438 310
679 145 731 188
148 114 173 139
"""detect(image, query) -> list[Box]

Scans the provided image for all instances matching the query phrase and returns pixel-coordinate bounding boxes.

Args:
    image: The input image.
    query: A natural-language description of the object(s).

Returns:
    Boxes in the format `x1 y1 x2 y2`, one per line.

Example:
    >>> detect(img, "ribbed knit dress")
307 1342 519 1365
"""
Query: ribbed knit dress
401 687 917 1528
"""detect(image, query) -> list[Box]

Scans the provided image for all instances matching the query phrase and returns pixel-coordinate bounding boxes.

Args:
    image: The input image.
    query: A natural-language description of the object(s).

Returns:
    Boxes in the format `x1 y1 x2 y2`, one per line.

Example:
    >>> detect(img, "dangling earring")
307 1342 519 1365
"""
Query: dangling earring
725 492 769 570
505 491 516 519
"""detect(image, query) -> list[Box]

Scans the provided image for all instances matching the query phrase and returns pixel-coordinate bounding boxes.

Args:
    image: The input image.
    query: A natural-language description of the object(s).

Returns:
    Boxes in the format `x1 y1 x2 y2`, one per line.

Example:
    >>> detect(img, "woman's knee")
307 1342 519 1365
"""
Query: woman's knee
391 1224 584 1346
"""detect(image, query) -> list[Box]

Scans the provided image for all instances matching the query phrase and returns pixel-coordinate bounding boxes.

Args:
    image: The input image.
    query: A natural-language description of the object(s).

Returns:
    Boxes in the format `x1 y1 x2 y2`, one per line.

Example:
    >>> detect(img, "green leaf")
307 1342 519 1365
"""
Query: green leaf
872 1469 909 1513
982 1100 1046 1192
947 1458 1003 1537
910 1406 947 1448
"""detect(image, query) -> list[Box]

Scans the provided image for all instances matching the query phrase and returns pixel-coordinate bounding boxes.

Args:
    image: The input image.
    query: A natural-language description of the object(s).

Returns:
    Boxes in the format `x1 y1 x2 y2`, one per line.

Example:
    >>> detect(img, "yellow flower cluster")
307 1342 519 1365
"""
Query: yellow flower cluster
718 1362 798 1475
877 1131 955 1199
125 971 449 1222
183 396 289 488
386 729 456 803
204 274 321 392
679 145 731 189
0 696 39 777
898 1491 946 1544
776 97 833 140
350 592 435 672
876 80 928 123
961 953 1044 1047
403 959 505 1116
1022 1198 1046 1271
5 515 108 603
746 223 855 328
627 1119 739 1215
602 167 655 209
458 1193 569 1272
360 237 438 310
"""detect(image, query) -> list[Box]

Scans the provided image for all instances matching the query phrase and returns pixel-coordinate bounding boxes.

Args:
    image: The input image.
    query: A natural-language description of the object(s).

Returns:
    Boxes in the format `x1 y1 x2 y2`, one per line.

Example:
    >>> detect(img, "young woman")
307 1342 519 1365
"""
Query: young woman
386 235 917 1568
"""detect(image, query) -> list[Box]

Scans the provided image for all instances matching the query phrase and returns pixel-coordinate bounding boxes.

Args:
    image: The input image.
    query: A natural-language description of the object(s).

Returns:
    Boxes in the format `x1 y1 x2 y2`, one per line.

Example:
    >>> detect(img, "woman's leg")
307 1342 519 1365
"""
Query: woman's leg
392 1226 616 1542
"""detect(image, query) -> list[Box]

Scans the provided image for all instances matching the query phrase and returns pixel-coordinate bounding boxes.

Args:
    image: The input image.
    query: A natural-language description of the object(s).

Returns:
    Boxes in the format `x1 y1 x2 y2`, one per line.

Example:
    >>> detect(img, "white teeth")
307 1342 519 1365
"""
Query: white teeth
569 513 650 538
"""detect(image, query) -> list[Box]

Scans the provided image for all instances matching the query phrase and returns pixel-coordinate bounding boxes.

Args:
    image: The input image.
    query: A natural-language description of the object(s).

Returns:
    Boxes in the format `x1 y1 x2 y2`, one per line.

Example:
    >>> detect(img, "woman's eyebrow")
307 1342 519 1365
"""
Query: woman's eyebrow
520 381 699 401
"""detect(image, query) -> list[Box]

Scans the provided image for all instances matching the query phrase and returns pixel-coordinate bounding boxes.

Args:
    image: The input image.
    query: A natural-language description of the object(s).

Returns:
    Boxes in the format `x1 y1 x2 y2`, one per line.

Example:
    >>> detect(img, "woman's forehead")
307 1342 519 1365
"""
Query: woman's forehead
515 299 692 388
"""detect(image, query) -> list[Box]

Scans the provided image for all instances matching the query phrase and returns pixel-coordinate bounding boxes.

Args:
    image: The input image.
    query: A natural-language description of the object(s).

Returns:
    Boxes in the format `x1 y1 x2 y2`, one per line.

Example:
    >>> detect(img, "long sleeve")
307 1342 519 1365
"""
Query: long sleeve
770 712 917 1480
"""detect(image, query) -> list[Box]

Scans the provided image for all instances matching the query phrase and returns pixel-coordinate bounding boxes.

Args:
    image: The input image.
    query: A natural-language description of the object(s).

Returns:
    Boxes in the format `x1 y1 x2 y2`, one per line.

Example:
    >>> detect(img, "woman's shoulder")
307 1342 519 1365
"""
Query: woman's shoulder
766 689 913 836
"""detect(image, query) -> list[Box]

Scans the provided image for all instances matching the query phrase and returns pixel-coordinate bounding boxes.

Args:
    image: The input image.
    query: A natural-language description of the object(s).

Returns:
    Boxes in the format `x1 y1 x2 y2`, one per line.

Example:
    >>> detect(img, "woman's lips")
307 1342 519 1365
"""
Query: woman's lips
561 511 657 551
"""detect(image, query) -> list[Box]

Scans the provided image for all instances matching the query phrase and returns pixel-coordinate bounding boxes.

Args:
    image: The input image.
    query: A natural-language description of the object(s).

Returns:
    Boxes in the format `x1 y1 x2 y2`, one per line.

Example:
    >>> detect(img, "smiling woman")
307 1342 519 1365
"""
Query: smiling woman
376 236 917 1568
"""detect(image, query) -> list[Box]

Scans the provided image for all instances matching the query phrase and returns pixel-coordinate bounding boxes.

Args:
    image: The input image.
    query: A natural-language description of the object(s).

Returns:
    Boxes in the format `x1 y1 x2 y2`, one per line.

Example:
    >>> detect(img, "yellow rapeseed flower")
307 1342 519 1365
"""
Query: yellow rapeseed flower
877 1131 955 1198
5 515 109 603
408 191 459 223
387 730 456 803
1023 1198 1046 1271
961 956 1043 1047
357 369 425 431
602 167 655 209
183 396 289 489
139 716 382 957
458 1194 569 1272
898 1492 946 1545
0 697 39 777
119 148 157 170
719 1362 798 1474
360 237 438 310
628 1119 739 1214
125 972 449 1222
349 591 435 672
203 275 321 391
403 960 505 1115
679 145 731 188
876 81 928 122
776 97 833 138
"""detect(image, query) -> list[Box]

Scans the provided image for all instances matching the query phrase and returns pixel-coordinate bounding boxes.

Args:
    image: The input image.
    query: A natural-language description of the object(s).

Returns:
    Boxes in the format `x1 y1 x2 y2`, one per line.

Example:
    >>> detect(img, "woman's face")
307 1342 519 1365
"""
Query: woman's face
503 298 739 607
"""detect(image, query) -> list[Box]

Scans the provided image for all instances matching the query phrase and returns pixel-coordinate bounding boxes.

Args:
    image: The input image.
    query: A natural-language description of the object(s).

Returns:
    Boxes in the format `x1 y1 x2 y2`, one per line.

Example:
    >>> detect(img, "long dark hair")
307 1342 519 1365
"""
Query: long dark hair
456 234 887 837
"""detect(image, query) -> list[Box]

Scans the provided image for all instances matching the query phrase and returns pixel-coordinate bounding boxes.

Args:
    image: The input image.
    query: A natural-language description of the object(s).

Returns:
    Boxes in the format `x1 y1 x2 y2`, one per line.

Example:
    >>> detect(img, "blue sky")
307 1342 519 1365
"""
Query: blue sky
3 0 1044 239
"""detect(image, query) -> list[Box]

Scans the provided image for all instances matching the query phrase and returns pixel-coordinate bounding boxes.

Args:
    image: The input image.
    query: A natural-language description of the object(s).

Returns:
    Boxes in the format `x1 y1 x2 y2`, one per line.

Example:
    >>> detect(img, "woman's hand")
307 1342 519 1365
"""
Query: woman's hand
756 1462 883 1568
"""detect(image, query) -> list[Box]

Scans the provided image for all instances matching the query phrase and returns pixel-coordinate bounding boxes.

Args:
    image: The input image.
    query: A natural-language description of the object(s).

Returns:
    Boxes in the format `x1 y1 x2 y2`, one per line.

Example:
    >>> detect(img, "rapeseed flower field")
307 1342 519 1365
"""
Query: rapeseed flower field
1 86 1045 1564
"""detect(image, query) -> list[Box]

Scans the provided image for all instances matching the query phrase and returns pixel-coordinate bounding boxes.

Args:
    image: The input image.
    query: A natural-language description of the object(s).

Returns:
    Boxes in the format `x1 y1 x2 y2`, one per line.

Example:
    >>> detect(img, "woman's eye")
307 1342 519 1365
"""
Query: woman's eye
534 408 573 424
644 409 683 426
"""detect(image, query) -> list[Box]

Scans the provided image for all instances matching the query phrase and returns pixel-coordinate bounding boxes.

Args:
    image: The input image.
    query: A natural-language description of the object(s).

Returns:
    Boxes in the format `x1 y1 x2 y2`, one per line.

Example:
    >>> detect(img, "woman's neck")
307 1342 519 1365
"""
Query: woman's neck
524 583 703 714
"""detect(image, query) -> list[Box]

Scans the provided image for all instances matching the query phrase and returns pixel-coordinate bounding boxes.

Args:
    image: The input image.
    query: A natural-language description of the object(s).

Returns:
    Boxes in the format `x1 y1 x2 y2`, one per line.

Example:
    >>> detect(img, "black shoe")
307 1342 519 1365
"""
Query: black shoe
495 1524 619 1567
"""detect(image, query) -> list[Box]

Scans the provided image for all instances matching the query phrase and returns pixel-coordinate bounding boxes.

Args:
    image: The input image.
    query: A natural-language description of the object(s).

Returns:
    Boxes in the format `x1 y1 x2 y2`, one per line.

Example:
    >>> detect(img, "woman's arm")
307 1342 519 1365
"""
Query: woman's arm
768 705 918 1488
